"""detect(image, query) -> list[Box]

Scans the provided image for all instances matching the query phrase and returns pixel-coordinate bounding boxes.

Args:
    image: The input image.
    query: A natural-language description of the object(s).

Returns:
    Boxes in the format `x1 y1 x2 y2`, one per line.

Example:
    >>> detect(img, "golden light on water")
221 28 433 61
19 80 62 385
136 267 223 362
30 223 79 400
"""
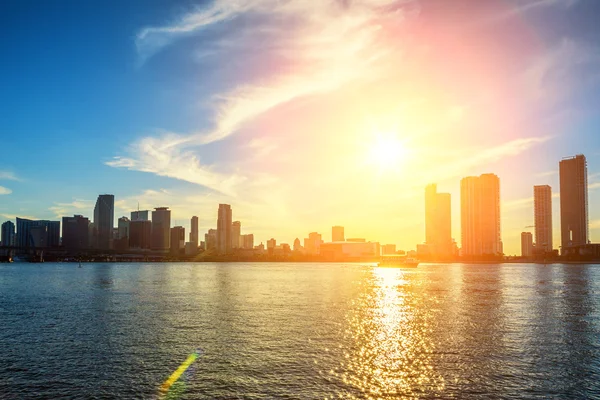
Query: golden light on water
335 268 444 398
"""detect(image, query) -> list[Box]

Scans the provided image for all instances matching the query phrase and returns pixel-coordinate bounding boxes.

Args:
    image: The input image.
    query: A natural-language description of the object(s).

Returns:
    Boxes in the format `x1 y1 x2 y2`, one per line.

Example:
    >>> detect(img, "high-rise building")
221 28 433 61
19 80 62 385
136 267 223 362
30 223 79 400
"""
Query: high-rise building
232 221 241 249
129 220 152 249
94 194 114 250
461 174 501 257
151 207 171 251
534 185 553 252
425 184 452 256
190 216 199 247
332 226 345 242
293 238 302 251
15 218 60 248
131 210 150 221
1 221 16 247
304 232 323 255
118 217 130 240
382 244 396 255
62 215 90 249
217 204 232 255
205 229 218 251
559 155 588 252
267 238 276 254
170 226 185 254
521 232 533 257
241 233 254 250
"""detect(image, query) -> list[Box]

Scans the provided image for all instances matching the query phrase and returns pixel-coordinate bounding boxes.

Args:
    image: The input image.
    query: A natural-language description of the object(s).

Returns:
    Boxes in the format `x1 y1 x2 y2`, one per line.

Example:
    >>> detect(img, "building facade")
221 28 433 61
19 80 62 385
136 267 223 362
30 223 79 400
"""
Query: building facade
232 221 241 249
131 210 150 221
217 204 232 255
16 218 60 248
521 232 533 257
190 216 199 247
559 155 588 252
62 215 90 250
332 226 345 242
170 226 185 253
205 229 218 251
94 194 114 250
461 174 501 257
151 207 171 251
242 234 254 250
1 221 16 247
534 185 553 252
304 232 323 255
425 184 452 256
129 220 152 249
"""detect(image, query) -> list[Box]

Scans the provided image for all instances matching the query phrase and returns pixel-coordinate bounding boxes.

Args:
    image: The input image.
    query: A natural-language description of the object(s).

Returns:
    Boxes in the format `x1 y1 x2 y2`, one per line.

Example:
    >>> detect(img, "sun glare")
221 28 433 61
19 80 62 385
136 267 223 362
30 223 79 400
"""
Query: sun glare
367 133 409 171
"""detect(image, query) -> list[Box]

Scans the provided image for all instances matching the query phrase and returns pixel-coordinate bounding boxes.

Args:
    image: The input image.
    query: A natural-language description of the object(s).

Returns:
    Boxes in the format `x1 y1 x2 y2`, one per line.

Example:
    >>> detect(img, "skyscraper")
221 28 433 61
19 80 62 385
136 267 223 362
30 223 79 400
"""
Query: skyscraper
332 226 345 242
461 174 501 257
94 194 114 250
232 221 241 249
190 216 199 247
521 232 533 257
129 220 152 249
151 207 171 251
425 184 452 256
170 226 185 253
304 232 323 255
15 218 60 248
217 204 232 255
1 221 15 247
534 185 553 252
205 229 218 251
131 210 149 221
62 215 90 249
559 155 588 252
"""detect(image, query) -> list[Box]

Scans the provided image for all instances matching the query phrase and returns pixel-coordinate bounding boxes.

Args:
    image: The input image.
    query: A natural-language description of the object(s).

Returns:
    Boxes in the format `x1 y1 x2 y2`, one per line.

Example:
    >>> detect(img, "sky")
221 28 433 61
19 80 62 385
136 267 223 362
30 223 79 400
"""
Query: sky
1 0 600 255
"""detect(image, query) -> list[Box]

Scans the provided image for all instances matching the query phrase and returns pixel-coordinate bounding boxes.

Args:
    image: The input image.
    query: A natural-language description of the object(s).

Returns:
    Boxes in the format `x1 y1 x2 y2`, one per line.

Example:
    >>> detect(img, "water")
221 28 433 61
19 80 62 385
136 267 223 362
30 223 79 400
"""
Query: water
1 263 599 399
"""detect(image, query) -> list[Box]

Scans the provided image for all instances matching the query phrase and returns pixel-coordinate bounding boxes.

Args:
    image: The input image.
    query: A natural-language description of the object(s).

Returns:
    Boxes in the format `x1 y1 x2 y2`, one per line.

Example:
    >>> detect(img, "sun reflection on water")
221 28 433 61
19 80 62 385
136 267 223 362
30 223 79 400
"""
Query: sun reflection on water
332 267 444 399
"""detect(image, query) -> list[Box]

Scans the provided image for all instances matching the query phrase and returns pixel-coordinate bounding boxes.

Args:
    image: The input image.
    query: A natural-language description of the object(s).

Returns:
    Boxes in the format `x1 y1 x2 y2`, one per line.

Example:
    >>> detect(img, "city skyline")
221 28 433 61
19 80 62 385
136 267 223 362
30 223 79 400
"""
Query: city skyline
2 1 600 254
0 153 597 256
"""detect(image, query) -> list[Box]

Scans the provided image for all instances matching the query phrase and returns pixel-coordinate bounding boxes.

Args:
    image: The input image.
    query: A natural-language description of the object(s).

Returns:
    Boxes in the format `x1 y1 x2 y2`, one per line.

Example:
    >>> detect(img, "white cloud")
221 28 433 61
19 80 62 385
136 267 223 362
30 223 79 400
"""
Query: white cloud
0 171 19 181
0 186 12 195
48 199 95 218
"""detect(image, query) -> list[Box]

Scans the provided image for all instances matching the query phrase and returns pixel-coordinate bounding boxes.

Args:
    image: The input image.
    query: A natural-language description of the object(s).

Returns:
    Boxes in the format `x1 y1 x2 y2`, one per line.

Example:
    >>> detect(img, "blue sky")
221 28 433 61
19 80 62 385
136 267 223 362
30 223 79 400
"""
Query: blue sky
1 0 600 254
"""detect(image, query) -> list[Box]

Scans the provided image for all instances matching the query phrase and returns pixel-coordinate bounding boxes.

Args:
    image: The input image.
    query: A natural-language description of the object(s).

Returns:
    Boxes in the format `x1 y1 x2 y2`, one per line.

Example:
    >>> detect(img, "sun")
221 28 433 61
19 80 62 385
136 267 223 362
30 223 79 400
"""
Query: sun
367 133 409 171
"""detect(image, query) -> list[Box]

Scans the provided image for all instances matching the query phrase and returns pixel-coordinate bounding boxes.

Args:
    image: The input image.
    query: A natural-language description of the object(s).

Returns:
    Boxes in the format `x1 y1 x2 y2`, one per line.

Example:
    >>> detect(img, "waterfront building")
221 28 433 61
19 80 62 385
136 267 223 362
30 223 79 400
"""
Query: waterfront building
16 218 60 248
521 232 533 257
293 238 302 251
559 155 588 252
151 207 171 251
304 232 323 255
94 194 114 250
217 204 232 255
332 226 345 242
534 185 553 252
382 244 396 255
425 184 452 256
190 216 199 247
242 234 254 250
1 221 16 247
62 215 90 250
461 174 502 257
170 226 185 254
205 229 218 251
232 221 241 249
131 210 150 221
129 220 152 249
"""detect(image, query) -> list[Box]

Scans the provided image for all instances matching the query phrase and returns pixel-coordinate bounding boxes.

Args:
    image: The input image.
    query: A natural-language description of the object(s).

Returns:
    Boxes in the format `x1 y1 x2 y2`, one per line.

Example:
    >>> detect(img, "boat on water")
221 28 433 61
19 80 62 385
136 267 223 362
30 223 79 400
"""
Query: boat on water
377 255 419 268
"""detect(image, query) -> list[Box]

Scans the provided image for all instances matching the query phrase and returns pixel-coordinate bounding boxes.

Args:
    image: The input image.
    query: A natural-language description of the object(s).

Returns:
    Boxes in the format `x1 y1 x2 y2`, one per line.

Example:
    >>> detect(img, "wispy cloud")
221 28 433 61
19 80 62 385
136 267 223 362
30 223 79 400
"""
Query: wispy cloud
0 171 20 181
48 199 94 218
0 186 12 195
